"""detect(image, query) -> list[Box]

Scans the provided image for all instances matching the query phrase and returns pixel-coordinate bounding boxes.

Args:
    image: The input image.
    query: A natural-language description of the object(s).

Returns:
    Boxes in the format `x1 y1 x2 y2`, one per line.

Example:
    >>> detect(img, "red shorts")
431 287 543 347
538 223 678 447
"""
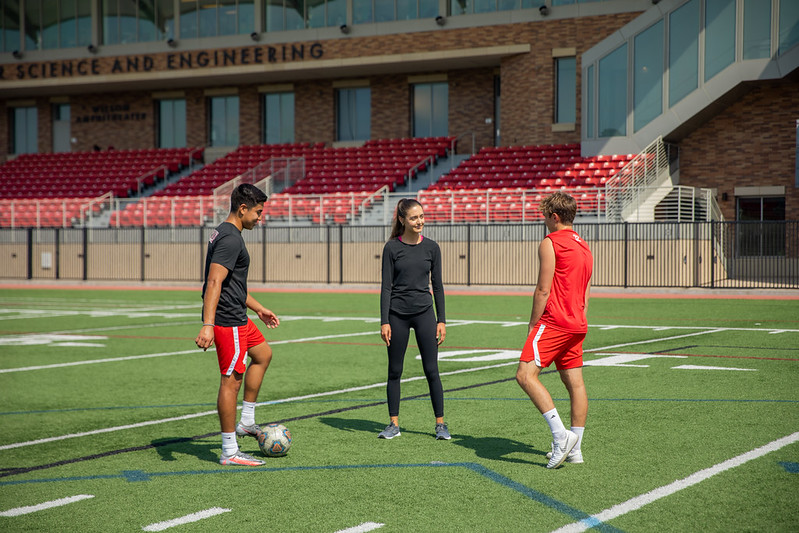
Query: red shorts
520 323 585 370
213 318 266 376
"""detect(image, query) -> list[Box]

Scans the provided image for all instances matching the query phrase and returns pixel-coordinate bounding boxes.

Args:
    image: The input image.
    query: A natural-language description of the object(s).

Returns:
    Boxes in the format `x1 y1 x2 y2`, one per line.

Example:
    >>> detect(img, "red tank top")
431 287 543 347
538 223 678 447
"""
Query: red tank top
540 228 593 333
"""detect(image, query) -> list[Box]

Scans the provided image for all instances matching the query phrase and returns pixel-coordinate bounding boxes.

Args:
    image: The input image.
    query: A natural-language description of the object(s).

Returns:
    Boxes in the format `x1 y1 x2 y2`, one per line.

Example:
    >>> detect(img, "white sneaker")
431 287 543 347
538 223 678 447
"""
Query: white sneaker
547 443 584 464
547 431 579 469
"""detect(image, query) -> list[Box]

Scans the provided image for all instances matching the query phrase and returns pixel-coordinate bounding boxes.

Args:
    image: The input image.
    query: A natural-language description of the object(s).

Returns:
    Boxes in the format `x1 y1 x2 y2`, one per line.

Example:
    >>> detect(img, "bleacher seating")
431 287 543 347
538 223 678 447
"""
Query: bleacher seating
0 147 202 199
0 197 104 227
109 195 213 227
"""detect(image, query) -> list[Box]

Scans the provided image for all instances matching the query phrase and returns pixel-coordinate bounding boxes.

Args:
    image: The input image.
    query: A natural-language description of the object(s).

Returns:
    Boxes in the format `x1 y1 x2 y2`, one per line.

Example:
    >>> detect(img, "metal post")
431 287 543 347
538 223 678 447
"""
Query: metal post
339 224 344 285
26 228 33 280
141 227 146 282
82 227 88 281
55 228 61 280
623 222 628 288
466 224 472 286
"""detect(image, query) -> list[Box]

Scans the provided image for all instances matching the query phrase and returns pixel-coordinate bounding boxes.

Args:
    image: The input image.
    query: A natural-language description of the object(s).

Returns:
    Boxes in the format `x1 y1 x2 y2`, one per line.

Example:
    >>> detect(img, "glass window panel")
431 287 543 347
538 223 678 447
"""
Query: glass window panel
552 0 575 5
337 88 371 141
159 99 186 148
210 96 239 146
431 82 448 137
265 92 295 144
59 0 77 48
77 0 91 45
598 43 627 137
327 0 346 26
226 96 239 145
397 0 417 20
3 0 21 52
180 0 198 39
497 0 517 10
198 0 218 37
24 0 40 49
102 0 119 44
420 0 437 18
634 20 663 132
555 57 576 124
705 0 735 81
778 0 799 55
475 0 494 14
285 0 304 30
14 107 38 154
451 0 470 15
413 85 432 138
743 0 771 59
353 0 372 24
41 3 59 49
668 0 699 107
219 0 237 34
238 0 254 34
375 0 394 22
265 0 283 31
307 1 325 28
139 0 158 42
586 64 594 138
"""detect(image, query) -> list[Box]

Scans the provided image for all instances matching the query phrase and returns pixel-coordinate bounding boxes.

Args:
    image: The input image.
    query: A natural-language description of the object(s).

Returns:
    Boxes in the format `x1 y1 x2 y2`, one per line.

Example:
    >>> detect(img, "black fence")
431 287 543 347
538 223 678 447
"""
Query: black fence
1 221 797 289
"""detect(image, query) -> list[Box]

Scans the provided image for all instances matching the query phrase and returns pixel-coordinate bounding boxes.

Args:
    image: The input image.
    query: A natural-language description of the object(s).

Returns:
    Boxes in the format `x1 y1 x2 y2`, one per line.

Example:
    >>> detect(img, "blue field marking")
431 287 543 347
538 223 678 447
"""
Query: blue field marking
778 461 799 473
0 461 621 530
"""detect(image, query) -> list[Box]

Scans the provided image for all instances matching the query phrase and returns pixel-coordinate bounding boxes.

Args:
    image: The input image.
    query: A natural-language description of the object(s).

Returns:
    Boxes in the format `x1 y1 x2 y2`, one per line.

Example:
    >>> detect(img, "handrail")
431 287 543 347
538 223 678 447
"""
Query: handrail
405 155 435 192
79 191 114 226
359 185 390 225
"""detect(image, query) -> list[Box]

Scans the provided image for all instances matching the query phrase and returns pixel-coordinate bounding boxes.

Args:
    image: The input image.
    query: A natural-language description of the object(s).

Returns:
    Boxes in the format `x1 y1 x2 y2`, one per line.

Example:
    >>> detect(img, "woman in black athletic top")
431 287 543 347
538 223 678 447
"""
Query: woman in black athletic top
378 198 450 441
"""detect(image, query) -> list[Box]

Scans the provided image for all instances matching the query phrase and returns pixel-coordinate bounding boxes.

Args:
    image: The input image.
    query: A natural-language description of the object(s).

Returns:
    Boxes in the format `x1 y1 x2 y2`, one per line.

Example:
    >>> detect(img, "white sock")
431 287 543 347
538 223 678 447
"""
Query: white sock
240 401 257 426
571 426 585 451
542 408 567 441
221 432 238 456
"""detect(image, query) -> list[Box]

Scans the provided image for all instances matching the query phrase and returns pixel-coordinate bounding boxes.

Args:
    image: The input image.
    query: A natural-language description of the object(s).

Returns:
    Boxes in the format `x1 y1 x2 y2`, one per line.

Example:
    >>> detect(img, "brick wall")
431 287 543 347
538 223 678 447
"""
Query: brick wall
295 80 334 144
371 74 410 140
70 92 155 152
679 81 799 221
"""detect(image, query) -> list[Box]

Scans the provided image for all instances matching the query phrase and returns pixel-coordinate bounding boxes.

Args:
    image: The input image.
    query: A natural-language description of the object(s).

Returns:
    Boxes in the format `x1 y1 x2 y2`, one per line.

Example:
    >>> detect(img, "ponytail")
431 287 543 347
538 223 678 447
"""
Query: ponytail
389 198 423 240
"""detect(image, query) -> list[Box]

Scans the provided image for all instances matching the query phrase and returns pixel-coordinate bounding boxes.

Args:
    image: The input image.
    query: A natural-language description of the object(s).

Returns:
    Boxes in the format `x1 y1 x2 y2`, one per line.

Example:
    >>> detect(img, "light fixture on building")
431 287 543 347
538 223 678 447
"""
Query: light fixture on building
167 38 177 48
435 16 446 26
12 50 22 59
87 44 97 53
539 5 550 16
340 24 350 34
250 31 260 41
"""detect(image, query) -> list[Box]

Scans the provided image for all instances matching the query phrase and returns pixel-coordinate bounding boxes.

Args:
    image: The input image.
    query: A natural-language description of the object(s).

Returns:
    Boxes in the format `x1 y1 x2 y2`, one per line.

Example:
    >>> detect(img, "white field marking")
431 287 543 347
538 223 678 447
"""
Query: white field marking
584 354 687 368
0 349 199 374
0 334 109 347
141 507 231 532
335 522 385 533
583 329 726 353
551 431 799 533
0 360 517 451
0 494 94 517
672 365 756 371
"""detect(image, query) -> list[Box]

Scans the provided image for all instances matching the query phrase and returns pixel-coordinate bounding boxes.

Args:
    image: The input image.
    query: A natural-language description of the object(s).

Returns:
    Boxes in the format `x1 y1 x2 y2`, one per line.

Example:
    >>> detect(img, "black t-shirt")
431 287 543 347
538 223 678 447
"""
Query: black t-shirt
202 222 249 327
380 236 445 324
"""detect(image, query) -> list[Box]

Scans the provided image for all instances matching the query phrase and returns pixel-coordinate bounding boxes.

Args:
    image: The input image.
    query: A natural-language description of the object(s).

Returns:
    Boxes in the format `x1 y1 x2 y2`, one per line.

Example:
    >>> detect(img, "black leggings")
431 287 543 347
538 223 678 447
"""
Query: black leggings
386 307 444 418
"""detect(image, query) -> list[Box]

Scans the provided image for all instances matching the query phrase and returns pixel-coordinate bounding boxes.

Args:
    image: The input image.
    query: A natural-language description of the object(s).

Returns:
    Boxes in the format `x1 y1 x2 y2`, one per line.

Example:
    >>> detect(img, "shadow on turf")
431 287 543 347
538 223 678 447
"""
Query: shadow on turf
151 437 222 464
451 435 544 465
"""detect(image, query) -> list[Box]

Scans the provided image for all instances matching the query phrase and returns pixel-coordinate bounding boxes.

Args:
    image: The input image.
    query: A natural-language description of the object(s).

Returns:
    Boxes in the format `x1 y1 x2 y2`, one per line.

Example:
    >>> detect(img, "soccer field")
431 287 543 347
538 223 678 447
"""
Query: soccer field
0 287 797 532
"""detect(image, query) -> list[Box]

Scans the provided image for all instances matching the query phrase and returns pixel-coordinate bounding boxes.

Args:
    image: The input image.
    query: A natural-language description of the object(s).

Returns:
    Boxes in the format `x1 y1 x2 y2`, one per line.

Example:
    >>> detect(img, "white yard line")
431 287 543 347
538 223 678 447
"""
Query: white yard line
551 431 799 533
0 494 94 517
141 507 231 531
335 522 385 533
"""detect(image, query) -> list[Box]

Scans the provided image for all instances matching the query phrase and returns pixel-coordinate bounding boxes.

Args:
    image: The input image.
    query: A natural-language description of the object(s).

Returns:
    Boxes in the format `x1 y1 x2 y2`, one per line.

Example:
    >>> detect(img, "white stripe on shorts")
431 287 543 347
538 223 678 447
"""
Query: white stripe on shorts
531 323 546 367
225 326 242 376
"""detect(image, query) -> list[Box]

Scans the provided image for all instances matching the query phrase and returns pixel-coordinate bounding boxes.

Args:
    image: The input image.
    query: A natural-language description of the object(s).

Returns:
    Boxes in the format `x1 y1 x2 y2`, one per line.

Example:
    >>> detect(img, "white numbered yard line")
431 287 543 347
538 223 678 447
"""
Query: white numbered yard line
335 522 385 533
0 494 94 517
141 507 231 531
551 431 799 533
584 328 725 353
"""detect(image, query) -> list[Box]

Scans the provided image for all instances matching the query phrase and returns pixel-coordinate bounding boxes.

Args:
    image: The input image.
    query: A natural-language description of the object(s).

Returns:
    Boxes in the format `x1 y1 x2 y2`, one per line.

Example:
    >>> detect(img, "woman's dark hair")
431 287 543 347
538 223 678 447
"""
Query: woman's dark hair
389 198 423 239
230 183 268 213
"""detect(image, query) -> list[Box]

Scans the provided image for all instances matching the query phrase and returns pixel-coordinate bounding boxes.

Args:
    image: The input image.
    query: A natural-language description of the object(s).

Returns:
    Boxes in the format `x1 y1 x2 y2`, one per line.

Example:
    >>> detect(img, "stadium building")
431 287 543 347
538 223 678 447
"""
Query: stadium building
0 0 797 286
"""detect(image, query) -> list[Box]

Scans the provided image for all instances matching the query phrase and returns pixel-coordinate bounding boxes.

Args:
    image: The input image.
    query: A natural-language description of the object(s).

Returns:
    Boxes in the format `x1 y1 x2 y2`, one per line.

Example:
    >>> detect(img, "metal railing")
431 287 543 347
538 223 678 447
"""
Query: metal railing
3 221 796 288
606 136 675 221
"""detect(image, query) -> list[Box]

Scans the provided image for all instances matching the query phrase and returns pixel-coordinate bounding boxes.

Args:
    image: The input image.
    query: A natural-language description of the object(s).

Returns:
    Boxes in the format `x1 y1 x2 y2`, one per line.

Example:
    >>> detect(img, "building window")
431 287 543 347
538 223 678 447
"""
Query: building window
264 92 295 144
12 106 38 155
598 43 627 137
736 196 786 256
354 0 435 23
266 0 345 31
704 0 735 82
778 0 799 55
103 0 175 44
743 0 771 60
24 0 91 50
209 95 239 147
585 64 594 138
555 57 576 124
52 103 71 153
336 87 371 141
412 82 448 138
668 0 699 107
2 0 20 52
451 0 538 15
181 0 253 39
634 20 663 132
158 99 187 148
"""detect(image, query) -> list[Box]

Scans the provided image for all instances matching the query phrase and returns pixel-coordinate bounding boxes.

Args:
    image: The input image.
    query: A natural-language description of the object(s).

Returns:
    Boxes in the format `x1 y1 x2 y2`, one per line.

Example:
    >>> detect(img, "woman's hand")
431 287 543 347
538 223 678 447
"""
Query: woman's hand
436 322 446 345
381 324 391 346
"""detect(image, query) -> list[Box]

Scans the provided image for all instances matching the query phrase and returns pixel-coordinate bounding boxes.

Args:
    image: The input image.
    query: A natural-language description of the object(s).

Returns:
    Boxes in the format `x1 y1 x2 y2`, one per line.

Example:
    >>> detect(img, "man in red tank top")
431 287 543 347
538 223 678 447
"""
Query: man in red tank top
516 191 593 469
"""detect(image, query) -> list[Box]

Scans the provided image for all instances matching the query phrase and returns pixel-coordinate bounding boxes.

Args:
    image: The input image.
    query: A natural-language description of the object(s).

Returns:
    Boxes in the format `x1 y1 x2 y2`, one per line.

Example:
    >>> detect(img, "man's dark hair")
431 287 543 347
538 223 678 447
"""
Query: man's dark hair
229 183 268 212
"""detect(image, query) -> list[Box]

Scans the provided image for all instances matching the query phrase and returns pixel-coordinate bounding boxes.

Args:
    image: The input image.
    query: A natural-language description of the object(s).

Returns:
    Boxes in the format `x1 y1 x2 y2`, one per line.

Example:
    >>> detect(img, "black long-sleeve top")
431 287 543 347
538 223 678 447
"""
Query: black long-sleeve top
380 236 446 325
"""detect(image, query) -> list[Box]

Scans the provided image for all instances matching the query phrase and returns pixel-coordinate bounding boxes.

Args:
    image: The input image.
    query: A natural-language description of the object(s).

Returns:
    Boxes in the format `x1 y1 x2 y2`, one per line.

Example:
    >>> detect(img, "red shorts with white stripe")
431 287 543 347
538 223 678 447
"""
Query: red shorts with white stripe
213 318 266 376
520 323 585 370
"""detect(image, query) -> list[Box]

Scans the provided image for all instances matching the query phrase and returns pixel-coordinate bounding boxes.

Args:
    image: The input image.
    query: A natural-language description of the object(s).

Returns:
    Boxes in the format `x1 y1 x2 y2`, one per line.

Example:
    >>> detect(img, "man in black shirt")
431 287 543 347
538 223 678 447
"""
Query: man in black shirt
195 183 279 466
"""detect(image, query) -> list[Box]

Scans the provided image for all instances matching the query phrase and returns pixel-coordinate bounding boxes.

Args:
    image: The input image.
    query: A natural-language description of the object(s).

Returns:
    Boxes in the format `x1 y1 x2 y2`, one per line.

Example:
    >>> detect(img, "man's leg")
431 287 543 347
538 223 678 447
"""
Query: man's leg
218 372 243 433
559 367 587 427
243 341 272 404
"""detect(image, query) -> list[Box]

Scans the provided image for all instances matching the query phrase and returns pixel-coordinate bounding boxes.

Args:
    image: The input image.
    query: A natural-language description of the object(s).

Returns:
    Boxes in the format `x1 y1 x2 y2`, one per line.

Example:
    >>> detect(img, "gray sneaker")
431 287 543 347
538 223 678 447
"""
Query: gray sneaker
235 421 262 439
219 450 265 466
547 443 584 464
435 423 451 440
378 422 401 439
